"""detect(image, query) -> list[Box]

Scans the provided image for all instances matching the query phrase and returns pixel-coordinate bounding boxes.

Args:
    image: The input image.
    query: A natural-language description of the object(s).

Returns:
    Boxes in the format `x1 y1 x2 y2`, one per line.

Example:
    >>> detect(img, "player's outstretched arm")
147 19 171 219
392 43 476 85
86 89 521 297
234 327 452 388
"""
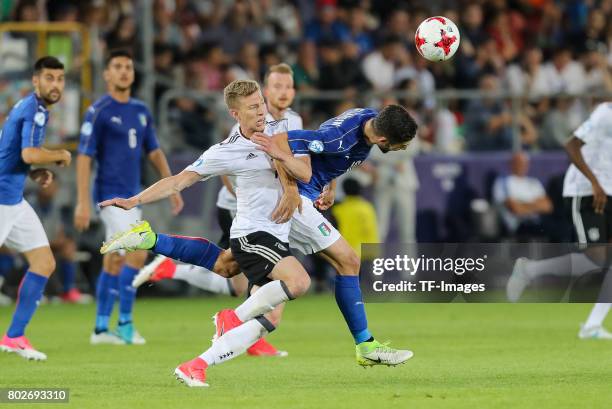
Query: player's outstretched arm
99 170 201 211
21 147 71 167
252 132 312 183
566 136 606 214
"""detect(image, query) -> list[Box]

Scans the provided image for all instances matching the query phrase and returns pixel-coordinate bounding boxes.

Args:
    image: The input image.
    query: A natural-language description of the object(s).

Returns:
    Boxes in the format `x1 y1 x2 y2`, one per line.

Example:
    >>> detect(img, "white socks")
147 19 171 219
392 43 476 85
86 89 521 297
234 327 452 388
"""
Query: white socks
525 253 600 279
234 280 292 322
584 303 611 328
199 318 270 366
174 265 232 295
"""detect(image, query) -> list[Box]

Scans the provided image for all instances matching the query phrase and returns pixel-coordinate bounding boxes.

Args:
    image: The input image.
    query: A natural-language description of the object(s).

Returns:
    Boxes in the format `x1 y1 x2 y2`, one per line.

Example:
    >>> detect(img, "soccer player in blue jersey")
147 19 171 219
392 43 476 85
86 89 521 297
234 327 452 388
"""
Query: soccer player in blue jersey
74 50 183 345
0 56 71 361
100 105 417 366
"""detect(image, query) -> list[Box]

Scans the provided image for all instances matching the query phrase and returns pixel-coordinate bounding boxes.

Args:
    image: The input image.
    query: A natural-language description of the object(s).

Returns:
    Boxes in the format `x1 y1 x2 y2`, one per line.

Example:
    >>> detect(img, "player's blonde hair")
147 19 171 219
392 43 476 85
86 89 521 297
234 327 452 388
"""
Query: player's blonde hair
224 79 261 109
264 63 294 86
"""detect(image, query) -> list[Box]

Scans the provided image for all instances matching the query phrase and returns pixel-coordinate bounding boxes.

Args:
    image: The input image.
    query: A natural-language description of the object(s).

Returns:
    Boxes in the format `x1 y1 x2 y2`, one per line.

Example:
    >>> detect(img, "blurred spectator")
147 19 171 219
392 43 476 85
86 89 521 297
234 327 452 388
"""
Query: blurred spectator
582 49 612 93
228 42 261 81
345 6 374 57
175 98 215 151
317 37 365 90
304 0 349 44
505 47 550 98
292 41 319 91
200 0 261 55
542 47 586 95
369 131 419 245
485 5 526 62
361 35 407 91
460 3 487 55
538 96 573 150
331 178 379 258
153 42 179 112
379 8 413 47
185 43 227 91
493 152 553 238
464 74 513 151
105 14 138 55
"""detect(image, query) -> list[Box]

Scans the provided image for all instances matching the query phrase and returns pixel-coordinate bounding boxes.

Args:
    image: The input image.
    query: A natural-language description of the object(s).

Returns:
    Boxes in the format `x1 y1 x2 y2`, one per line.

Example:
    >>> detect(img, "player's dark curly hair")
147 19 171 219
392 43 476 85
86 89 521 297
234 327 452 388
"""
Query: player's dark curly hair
372 105 418 145
105 49 133 67
33 56 64 74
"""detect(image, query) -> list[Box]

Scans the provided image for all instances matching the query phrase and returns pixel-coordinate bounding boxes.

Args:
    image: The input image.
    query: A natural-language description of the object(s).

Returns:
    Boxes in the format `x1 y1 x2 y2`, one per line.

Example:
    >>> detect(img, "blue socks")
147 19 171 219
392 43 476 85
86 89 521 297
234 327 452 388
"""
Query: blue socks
95 271 119 333
118 265 138 324
0 253 14 278
7 271 48 338
60 260 76 293
334 275 372 344
154 234 222 271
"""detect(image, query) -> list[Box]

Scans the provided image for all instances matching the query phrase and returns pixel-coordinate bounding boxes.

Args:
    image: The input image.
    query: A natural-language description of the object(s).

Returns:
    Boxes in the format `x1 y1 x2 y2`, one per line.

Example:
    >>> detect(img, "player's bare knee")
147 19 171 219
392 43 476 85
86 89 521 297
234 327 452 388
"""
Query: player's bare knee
32 253 55 277
338 250 360 276
284 273 310 298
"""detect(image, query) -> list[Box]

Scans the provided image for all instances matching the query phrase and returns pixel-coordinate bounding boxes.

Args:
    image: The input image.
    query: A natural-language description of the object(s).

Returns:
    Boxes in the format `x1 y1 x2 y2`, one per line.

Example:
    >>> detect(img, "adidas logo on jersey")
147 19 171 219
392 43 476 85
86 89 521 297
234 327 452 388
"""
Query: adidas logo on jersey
246 153 258 160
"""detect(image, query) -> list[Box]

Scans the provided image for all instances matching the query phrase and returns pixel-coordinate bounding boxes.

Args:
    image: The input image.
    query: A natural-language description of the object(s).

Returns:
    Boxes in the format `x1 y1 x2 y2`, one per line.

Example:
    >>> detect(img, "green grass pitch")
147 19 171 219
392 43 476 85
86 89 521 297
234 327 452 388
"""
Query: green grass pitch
1 296 611 409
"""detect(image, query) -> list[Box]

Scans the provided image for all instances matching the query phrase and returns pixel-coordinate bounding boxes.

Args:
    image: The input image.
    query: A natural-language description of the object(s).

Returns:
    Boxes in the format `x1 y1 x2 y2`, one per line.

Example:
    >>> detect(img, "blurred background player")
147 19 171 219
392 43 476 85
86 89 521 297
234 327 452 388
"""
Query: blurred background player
0 56 71 361
28 175 92 304
135 63 303 357
74 49 183 345
507 102 612 338
331 178 379 259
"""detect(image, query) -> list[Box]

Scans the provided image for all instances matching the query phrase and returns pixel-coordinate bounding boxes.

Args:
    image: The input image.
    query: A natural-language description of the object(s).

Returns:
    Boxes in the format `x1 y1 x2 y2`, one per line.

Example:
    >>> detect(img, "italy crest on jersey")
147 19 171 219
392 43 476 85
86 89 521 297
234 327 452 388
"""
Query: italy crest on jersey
318 222 331 237
139 113 147 127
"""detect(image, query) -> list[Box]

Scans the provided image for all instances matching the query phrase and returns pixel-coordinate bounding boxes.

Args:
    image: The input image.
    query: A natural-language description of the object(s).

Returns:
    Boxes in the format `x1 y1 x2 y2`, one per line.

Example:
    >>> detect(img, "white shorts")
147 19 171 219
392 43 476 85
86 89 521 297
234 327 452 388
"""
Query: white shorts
99 206 143 242
0 200 49 252
289 196 341 255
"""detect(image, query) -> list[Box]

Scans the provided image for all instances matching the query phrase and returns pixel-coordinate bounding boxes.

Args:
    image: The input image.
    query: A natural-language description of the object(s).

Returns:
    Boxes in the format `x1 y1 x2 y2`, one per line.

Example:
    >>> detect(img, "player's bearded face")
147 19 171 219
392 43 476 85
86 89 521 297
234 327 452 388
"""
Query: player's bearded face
105 57 135 91
236 92 267 133
265 73 295 111
34 69 65 105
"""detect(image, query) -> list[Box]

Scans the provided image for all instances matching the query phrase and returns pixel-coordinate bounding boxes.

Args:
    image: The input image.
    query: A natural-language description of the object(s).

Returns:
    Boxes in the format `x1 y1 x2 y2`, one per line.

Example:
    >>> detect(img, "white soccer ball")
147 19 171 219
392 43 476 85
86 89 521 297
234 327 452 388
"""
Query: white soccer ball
415 16 460 62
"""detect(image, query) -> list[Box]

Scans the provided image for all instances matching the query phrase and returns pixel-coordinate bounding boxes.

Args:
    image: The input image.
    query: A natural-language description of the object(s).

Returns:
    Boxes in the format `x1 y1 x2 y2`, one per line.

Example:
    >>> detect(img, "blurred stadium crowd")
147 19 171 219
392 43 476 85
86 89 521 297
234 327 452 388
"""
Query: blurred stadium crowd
1 0 612 151
0 0 611 300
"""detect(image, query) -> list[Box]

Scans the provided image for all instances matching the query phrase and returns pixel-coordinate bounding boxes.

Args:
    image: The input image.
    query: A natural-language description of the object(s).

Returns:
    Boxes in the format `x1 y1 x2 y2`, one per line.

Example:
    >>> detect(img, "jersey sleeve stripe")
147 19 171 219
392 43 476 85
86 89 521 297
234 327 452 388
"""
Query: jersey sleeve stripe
323 125 360 144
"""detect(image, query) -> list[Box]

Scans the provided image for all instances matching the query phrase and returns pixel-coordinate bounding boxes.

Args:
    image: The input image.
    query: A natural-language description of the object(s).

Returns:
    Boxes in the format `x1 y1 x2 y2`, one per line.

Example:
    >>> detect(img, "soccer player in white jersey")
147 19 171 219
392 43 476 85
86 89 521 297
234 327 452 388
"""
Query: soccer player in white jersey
135 63 303 356
507 102 612 338
0 56 71 360
100 104 417 370
98 79 320 387
74 50 183 345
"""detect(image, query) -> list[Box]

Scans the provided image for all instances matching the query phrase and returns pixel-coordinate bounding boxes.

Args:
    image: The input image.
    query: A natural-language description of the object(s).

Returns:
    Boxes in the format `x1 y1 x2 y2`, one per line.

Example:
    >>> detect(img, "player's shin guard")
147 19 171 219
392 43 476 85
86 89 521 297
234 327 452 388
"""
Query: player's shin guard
153 234 222 271
234 280 293 322
335 275 372 344
6 272 48 338
200 316 274 366
118 265 139 324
